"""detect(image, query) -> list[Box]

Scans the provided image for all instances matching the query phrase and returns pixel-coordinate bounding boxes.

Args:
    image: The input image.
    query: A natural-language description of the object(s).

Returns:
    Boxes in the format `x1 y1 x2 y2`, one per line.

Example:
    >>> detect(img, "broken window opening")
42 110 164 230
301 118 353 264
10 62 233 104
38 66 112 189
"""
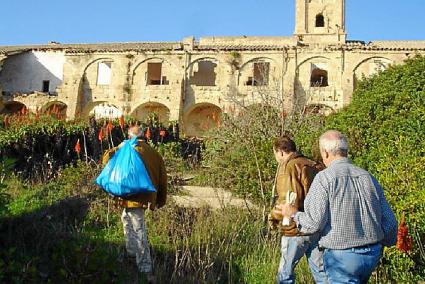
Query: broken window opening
316 14 325 28
246 62 270 86
42 80 50 93
147 63 169 85
97 62 112 85
310 68 329 87
189 61 217 86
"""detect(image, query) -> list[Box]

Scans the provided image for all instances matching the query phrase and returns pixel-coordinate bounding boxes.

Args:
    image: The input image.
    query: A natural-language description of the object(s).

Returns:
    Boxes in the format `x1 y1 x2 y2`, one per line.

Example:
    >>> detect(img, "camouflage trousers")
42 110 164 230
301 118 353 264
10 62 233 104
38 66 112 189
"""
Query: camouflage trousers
121 207 153 273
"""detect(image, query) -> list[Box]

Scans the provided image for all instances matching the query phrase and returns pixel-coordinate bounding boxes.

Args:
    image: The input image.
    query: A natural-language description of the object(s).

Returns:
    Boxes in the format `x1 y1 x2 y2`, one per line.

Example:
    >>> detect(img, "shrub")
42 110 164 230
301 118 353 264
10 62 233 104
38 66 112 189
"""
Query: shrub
321 55 425 281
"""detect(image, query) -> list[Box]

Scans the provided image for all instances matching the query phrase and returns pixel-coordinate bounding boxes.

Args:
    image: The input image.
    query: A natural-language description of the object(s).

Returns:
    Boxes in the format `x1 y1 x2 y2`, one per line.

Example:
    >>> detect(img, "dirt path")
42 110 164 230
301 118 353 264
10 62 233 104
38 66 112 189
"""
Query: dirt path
172 186 256 210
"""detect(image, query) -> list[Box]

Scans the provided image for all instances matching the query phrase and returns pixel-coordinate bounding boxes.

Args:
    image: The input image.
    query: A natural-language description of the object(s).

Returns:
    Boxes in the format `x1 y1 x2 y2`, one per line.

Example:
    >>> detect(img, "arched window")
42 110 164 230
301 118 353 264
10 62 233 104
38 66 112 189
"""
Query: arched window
310 68 329 87
316 14 325 28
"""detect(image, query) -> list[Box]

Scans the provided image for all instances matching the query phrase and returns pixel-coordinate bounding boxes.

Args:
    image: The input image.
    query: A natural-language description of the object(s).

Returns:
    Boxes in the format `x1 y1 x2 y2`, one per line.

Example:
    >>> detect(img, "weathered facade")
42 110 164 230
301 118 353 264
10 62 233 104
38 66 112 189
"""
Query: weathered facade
1 0 425 136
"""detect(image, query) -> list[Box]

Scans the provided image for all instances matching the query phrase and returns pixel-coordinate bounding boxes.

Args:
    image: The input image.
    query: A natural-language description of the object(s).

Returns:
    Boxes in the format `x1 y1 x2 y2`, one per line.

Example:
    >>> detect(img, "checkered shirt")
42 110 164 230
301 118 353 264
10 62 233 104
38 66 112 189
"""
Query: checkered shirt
294 158 398 250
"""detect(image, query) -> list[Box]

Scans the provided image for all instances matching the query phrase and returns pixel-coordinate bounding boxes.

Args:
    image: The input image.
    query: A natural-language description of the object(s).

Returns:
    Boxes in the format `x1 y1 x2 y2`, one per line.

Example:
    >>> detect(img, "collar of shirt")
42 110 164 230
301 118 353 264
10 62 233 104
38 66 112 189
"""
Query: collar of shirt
328 157 351 168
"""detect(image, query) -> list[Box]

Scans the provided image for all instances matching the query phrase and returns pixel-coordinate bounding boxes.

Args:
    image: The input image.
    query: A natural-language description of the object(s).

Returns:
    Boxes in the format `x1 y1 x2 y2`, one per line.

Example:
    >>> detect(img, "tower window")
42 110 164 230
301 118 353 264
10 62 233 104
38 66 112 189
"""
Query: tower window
316 14 325 28
311 68 329 87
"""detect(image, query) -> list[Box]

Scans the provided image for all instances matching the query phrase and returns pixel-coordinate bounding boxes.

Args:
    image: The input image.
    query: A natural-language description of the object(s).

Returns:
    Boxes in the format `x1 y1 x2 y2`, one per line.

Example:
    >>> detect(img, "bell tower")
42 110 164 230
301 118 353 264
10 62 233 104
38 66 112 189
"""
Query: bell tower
294 0 347 44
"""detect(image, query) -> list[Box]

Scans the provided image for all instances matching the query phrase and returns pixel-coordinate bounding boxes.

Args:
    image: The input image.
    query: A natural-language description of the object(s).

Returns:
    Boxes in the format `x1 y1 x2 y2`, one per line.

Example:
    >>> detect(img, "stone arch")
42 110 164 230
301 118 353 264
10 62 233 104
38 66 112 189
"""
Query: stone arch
82 58 115 75
130 102 171 123
132 57 177 74
296 57 331 89
353 56 393 73
239 57 277 71
238 57 276 86
82 101 122 119
1 101 27 114
187 57 220 70
184 103 222 137
41 101 68 117
131 57 177 86
77 58 115 114
353 57 393 89
296 56 331 71
79 58 115 91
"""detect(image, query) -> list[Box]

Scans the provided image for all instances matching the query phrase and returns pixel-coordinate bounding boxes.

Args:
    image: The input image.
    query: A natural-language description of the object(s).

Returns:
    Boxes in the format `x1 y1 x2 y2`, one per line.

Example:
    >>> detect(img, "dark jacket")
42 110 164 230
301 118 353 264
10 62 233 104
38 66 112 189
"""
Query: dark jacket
102 140 168 209
270 152 321 236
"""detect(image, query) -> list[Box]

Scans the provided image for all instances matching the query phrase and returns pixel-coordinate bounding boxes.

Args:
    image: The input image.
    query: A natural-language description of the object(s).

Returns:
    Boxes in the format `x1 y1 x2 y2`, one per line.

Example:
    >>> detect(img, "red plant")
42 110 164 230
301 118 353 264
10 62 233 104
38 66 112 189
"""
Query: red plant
74 139 81 154
107 120 114 133
119 116 125 130
145 127 152 140
217 118 221 128
3 115 10 128
21 107 28 115
98 128 105 141
35 108 41 120
159 129 166 138
397 214 413 253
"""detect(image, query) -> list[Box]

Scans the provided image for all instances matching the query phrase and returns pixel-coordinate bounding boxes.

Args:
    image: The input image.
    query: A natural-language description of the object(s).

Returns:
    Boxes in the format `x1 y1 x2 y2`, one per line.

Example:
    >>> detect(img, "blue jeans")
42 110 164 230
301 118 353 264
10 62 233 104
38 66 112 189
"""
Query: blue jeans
277 233 327 284
323 243 382 284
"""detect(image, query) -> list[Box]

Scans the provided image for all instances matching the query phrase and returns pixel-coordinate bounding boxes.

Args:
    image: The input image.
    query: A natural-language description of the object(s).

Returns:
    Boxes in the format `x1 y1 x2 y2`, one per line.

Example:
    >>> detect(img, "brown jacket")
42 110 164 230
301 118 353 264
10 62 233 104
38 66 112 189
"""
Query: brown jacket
270 152 320 236
102 140 168 209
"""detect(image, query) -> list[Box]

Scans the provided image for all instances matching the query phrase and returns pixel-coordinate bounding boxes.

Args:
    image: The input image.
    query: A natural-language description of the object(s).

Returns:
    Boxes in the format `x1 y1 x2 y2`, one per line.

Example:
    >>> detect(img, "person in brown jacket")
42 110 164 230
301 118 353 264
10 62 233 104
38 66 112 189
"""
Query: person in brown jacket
102 126 167 282
269 135 327 284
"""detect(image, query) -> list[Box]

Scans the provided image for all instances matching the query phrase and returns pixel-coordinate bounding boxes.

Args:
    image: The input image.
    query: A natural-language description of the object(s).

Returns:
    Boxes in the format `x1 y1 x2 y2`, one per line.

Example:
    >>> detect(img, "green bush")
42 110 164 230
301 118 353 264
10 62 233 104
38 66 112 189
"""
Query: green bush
0 158 15 217
320 55 425 281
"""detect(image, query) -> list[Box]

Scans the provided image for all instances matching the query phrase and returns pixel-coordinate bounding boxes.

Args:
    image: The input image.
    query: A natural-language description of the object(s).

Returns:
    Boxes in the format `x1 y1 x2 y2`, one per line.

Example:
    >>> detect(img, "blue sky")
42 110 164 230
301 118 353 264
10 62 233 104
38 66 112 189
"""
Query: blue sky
0 0 424 45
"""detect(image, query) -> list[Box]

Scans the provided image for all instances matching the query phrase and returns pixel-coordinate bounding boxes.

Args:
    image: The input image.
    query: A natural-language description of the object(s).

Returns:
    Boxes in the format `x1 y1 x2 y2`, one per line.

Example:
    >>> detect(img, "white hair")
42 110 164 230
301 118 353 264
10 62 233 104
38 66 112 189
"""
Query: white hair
128 126 143 138
319 130 349 156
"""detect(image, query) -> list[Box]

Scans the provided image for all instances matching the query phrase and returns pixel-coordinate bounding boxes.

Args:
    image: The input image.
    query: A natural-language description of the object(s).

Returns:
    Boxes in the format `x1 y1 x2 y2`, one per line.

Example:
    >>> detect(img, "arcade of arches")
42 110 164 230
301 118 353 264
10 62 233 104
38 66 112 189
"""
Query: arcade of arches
1 0 425 136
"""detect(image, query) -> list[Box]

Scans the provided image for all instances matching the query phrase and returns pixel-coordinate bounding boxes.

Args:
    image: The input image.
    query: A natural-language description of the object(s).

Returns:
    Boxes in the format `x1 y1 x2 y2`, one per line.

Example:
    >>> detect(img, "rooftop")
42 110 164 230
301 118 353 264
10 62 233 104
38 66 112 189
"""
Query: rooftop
1 38 425 55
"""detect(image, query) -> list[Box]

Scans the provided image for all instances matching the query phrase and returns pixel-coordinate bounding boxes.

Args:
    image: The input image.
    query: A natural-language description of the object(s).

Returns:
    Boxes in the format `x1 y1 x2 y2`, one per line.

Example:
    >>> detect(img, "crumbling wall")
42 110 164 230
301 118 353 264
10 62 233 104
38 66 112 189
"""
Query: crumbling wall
0 51 65 94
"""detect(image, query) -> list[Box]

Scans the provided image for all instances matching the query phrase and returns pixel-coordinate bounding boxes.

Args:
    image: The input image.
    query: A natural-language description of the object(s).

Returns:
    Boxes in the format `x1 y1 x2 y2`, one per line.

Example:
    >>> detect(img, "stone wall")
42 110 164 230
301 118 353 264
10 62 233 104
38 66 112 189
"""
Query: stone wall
0 51 65 94
0 44 424 135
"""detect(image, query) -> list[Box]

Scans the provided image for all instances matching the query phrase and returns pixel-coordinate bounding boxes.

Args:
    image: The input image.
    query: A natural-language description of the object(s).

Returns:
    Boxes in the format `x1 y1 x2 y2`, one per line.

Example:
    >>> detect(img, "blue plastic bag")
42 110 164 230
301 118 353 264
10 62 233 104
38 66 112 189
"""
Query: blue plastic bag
96 137 156 197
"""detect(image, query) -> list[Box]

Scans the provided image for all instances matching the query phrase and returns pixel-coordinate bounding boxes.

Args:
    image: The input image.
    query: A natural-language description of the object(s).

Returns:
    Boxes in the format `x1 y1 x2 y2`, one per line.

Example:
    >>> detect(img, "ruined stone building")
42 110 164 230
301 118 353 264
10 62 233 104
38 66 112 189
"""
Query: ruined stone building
1 0 425 136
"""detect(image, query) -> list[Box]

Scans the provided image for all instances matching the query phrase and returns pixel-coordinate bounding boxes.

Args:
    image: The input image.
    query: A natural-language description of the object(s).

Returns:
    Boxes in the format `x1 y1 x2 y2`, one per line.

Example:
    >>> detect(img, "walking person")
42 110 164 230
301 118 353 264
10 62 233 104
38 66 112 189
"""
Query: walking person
102 126 168 283
280 130 398 284
269 135 327 283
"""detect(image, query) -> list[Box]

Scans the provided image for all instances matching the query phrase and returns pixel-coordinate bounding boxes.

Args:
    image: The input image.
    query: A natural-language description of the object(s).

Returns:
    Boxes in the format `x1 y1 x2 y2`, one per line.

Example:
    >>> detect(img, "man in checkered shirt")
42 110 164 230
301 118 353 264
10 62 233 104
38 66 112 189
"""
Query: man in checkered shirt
280 130 398 283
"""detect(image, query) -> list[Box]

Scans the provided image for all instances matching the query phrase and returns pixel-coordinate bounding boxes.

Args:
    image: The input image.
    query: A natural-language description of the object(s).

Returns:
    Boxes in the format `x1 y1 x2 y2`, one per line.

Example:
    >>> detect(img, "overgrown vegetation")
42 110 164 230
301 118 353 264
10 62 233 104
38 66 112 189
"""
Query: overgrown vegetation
0 161 315 283
197 55 425 282
0 113 199 182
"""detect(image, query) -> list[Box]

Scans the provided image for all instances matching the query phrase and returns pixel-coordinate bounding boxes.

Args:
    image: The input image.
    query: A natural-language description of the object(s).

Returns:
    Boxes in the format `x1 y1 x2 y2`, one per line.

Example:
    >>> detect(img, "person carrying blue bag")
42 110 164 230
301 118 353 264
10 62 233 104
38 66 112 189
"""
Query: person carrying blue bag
98 125 167 283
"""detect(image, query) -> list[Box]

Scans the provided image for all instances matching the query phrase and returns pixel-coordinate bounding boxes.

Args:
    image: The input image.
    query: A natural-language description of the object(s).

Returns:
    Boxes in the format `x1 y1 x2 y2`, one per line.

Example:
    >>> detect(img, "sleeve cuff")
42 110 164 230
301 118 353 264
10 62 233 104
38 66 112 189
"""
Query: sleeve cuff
293 211 303 230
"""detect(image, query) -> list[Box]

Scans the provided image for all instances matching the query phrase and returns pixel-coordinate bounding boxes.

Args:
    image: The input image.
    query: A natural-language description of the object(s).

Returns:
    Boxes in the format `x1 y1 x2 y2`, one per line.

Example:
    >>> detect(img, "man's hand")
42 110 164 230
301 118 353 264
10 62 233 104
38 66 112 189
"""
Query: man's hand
276 203 299 218
149 203 156 211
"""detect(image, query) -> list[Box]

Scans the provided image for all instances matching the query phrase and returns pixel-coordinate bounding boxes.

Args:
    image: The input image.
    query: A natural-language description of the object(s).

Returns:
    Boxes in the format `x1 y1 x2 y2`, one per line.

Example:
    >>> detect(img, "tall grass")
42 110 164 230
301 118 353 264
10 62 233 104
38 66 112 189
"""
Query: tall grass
0 163 316 283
